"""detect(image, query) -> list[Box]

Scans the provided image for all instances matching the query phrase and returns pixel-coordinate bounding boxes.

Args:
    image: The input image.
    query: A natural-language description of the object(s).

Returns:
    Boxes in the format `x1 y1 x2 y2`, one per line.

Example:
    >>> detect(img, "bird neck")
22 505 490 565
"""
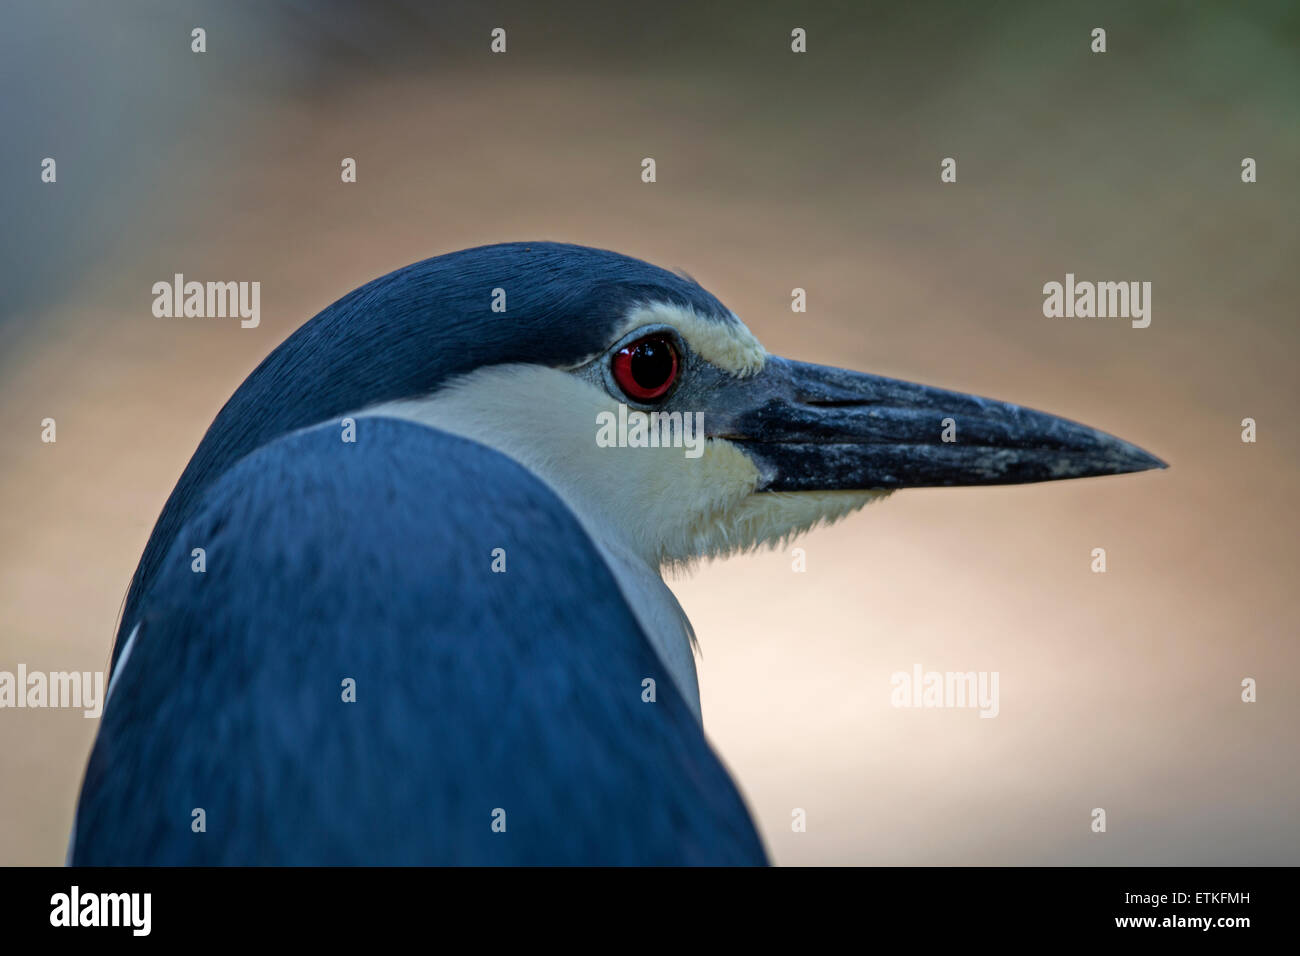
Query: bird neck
354 391 706 723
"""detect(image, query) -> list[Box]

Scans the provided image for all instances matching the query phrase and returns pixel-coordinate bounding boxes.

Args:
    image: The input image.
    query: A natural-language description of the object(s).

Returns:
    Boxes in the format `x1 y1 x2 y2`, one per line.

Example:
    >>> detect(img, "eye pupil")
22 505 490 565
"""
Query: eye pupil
630 341 673 390
612 334 679 401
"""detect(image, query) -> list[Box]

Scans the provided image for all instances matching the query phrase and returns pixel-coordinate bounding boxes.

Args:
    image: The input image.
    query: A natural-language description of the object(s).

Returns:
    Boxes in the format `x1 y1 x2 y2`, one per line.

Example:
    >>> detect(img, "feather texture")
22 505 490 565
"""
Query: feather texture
75 419 767 865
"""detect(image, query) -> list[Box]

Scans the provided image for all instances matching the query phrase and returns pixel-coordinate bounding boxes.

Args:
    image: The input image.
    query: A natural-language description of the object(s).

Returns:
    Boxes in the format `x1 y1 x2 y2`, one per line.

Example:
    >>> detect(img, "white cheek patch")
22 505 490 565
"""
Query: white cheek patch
615 302 766 377
358 366 762 567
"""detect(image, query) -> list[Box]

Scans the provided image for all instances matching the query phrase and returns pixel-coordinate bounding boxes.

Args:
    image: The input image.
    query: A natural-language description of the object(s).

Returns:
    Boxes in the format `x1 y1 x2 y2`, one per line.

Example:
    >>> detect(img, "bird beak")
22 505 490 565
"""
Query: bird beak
712 357 1166 491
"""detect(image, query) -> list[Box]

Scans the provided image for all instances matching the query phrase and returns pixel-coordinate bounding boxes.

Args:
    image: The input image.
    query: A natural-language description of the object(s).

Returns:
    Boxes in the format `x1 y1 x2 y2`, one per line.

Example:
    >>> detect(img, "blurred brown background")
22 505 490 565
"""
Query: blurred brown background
2 0 1297 865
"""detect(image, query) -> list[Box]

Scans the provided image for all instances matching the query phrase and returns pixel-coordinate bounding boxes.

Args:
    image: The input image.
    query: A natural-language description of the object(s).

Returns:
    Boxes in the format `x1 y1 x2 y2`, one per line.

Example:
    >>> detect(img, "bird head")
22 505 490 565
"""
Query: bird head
353 243 1165 571
119 241 1165 671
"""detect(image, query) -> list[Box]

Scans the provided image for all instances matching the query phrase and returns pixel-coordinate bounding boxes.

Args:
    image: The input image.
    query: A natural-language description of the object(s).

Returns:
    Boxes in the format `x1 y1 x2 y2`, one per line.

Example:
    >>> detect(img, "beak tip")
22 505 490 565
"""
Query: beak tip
1118 443 1168 475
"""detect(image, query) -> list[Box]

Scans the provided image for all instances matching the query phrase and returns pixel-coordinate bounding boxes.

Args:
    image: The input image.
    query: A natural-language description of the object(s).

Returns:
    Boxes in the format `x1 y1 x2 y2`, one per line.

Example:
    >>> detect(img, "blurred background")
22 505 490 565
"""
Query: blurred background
2 0 1297 865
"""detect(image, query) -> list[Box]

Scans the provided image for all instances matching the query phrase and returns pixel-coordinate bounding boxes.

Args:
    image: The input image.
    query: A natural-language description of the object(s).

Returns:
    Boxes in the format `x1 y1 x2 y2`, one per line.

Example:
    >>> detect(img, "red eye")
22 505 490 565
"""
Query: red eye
612 335 679 401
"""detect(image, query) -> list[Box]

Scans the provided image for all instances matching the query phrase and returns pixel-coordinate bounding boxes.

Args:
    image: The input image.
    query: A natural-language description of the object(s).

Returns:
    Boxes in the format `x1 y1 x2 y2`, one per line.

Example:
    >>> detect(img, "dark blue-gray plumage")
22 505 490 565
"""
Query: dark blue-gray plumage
76 420 765 864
